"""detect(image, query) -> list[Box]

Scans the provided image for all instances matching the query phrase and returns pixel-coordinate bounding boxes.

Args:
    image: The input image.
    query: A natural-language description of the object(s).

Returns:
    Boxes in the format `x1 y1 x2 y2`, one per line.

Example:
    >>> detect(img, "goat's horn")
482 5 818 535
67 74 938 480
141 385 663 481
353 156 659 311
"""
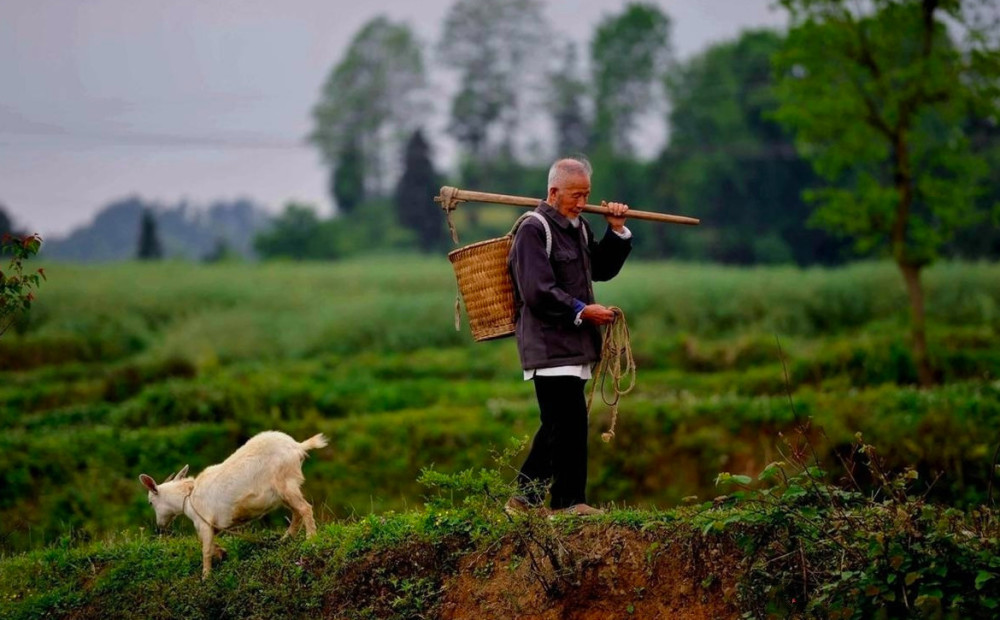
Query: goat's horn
164 471 177 483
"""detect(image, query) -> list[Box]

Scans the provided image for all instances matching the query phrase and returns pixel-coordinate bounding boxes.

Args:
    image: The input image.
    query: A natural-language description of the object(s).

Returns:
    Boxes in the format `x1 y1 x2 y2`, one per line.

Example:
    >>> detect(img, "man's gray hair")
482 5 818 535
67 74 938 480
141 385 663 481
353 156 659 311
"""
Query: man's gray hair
547 157 593 189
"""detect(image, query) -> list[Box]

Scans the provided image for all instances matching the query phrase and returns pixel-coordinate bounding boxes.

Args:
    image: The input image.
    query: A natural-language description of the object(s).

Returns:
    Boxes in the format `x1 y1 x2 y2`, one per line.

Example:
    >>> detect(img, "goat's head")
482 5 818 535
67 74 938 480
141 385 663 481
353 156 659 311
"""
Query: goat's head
139 465 190 529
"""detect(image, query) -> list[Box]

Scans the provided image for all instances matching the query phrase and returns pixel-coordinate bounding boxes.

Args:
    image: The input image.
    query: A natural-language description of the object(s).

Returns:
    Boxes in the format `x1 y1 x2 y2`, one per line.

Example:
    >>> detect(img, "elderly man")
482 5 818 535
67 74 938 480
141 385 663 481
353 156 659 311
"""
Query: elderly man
506 157 632 516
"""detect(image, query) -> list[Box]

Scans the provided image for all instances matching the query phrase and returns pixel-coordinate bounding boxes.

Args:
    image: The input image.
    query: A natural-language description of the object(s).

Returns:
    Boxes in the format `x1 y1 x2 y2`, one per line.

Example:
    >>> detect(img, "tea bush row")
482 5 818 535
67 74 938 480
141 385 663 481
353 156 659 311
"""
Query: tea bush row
4 260 998 370
3 381 997 554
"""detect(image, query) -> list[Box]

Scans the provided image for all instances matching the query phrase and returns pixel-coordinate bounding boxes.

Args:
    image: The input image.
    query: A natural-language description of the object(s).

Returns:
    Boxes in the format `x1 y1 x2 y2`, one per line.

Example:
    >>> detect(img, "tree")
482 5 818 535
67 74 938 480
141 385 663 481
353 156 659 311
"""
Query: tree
438 0 550 161
311 17 428 199
658 30 842 264
773 0 1000 386
590 3 672 155
136 209 163 260
254 201 416 261
331 138 366 214
394 130 446 252
254 203 324 260
547 42 590 156
948 109 1000 259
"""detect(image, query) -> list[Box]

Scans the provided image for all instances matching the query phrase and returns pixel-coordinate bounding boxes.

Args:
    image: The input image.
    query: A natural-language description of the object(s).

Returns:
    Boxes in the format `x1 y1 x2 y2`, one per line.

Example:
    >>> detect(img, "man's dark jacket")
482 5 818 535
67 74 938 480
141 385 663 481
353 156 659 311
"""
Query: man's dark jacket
508 202 632 370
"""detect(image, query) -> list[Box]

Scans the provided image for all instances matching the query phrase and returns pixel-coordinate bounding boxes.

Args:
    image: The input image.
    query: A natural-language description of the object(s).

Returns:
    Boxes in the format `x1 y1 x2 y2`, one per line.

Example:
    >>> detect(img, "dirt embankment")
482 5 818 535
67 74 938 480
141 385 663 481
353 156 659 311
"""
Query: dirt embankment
439 524 741 620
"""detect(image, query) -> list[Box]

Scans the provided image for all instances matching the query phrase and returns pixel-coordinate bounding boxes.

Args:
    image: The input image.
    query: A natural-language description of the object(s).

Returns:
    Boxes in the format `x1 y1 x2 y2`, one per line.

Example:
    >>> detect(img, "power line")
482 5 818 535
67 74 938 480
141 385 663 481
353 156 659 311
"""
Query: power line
0 128 313 151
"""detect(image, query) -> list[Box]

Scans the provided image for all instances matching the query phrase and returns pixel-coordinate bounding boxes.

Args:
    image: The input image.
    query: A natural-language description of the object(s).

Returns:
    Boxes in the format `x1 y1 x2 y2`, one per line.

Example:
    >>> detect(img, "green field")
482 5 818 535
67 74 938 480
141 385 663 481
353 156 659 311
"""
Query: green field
2 257 998 558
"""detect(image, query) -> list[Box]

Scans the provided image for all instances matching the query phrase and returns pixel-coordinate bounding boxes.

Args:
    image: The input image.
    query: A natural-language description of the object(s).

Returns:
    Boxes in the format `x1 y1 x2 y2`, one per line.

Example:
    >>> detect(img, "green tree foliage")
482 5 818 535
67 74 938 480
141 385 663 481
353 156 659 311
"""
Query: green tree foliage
547 42 590 157
446 64 507 164
254 201 416 261
582 3 672 258
435 0 550 232
394 130 447 252
0 233 44 338
253 203 326 260
590 3 672 155
655 30 843 265
438 0 549 161
773 0 1000 385
949 110 1000 258
331 138 366 214
311 17 427 198
136 209 163 261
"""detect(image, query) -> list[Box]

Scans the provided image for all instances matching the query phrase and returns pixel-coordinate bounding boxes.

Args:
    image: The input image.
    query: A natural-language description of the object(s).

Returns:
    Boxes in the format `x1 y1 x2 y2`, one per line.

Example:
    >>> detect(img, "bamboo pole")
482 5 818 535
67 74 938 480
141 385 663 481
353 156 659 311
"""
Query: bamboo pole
435 186 701 226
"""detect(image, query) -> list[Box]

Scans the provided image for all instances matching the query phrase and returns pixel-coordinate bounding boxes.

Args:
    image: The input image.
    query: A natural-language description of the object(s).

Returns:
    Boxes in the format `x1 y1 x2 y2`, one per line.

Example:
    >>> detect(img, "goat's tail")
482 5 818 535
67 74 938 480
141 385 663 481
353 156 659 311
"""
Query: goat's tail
300 433 329 452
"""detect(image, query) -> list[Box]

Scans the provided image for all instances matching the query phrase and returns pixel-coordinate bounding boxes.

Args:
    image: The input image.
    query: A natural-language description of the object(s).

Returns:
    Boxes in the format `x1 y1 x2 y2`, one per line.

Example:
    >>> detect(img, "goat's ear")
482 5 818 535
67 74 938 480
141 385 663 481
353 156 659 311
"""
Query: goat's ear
176 464 190 480
139 474 159 494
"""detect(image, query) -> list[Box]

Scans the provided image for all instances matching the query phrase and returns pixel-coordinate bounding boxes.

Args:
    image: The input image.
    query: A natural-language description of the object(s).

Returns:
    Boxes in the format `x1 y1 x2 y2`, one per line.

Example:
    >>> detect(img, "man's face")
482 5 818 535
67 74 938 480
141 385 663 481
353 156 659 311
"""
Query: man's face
548 173 591 220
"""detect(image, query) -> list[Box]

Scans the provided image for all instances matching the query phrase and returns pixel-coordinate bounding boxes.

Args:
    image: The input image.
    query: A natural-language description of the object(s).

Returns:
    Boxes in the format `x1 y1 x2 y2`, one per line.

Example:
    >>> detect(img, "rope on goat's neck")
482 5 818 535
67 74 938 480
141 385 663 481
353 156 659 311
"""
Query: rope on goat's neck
182 487 223 532
587 306 636 442
181 485 219 530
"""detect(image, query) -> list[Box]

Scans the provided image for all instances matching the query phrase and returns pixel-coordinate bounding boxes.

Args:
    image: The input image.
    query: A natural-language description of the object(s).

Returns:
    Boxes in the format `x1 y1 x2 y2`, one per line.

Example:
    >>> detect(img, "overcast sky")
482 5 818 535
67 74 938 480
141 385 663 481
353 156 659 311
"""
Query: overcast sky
0 0 786 238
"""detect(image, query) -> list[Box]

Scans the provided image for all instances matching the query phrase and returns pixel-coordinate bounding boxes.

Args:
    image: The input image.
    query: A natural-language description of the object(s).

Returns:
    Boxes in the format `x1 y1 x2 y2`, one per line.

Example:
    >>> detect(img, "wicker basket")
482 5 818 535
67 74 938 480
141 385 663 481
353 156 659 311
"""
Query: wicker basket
448 233 518 342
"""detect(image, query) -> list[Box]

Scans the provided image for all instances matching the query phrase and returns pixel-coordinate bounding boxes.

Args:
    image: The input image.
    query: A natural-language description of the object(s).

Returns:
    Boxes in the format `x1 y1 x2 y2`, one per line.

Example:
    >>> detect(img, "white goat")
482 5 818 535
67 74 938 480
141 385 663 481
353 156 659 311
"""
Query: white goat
139 430 328 578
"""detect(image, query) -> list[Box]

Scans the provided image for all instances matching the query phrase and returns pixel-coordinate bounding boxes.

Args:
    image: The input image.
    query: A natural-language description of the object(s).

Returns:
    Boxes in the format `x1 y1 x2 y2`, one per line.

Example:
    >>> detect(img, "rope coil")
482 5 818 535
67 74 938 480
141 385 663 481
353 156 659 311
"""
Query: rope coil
587 307 636 442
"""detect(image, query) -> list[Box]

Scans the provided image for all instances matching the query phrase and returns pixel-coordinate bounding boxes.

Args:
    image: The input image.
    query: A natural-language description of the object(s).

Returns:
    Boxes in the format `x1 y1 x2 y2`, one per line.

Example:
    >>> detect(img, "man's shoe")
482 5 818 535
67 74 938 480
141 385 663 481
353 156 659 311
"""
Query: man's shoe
505 496 546 516
554 503 604 516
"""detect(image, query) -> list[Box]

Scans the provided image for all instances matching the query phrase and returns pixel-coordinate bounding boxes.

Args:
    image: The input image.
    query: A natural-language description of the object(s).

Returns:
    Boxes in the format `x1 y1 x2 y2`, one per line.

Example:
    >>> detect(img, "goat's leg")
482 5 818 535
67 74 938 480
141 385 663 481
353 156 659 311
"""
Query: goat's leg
199 528 217 579
282 511 303 540
279 481 317 538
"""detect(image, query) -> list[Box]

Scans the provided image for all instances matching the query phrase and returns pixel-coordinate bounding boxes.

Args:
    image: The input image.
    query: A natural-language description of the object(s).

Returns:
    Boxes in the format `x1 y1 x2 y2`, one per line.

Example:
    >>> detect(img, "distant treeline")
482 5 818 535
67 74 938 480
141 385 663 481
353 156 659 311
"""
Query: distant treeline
31 197 272 263
12 1 998 265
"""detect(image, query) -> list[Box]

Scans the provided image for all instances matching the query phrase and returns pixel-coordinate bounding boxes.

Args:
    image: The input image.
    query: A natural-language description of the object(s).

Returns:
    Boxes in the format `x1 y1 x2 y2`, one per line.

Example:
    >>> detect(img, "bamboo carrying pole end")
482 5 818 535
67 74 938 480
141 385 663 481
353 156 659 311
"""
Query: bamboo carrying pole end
434 186 464 243
434 186 463 212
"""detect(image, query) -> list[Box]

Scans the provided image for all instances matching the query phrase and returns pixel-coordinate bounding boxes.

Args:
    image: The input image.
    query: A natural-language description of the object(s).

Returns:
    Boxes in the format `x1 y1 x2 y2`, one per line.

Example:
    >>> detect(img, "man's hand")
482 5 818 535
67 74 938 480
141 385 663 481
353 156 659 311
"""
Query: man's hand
580 304 617 325
602 200 629 232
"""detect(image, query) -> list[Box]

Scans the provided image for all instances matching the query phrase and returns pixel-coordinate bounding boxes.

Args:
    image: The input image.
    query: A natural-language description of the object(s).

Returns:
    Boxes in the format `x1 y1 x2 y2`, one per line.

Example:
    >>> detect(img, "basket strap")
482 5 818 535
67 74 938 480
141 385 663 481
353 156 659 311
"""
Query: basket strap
511 211 552 258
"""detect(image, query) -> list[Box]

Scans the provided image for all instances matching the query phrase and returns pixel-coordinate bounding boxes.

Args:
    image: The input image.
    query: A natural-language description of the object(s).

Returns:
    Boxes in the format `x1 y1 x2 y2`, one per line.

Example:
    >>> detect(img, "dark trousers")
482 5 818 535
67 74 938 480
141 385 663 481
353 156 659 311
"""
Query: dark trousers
516 375 589 510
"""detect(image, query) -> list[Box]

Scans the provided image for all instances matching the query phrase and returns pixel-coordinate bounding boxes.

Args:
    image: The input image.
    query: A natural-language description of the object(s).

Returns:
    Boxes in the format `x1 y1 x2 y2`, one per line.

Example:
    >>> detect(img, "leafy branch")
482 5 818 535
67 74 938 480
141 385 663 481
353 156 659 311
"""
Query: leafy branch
0 233 45 339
